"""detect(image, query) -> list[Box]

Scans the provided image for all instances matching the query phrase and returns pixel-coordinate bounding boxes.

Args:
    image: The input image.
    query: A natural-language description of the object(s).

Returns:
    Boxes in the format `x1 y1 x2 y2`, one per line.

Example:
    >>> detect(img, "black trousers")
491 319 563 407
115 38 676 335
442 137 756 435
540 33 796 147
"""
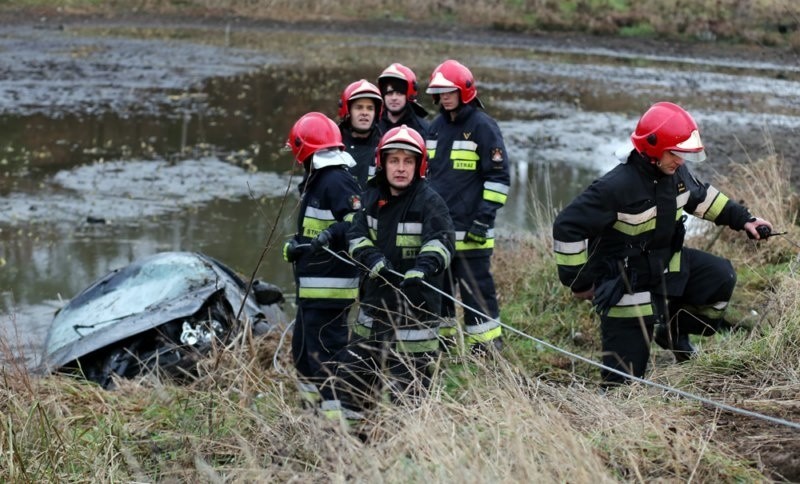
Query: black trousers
600 248 736 384
291 304 352 384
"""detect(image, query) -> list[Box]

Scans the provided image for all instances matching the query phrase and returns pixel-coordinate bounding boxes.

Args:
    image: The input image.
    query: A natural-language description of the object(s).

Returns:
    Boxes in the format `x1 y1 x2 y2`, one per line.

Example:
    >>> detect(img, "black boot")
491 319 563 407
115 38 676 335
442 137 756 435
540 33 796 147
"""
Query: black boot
654 324 697 363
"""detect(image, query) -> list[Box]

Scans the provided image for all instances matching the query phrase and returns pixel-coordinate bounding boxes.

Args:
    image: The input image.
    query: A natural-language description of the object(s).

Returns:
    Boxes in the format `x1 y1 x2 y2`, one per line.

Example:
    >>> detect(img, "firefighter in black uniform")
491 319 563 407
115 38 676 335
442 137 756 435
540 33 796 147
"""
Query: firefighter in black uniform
319 125 455 420
377 63 430 138
553 101 773 385
282 112 363 405
338 79 383 190
425 59 511 353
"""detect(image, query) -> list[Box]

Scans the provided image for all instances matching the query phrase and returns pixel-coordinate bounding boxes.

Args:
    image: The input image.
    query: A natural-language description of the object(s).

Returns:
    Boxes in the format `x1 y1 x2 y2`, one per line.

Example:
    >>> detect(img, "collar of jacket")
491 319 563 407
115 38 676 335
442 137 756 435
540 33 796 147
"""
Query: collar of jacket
439 102 477 123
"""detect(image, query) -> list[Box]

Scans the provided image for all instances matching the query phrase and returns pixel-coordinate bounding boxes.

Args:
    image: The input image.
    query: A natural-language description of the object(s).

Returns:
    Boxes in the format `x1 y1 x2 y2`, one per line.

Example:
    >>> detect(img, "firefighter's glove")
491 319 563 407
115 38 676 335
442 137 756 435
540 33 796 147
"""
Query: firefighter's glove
309 229 332 254
283 239 306 263
465 220 489 244
400 270 427 309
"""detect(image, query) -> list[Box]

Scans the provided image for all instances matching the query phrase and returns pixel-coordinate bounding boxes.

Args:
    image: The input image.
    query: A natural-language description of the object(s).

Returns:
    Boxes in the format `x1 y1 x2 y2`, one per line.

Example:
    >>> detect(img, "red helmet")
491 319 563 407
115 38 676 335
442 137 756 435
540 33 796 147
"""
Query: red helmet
337 79 383 120
375 125 428 179
631 102 706 162
378 63 419 101
286 112 344 164
426 59 478 105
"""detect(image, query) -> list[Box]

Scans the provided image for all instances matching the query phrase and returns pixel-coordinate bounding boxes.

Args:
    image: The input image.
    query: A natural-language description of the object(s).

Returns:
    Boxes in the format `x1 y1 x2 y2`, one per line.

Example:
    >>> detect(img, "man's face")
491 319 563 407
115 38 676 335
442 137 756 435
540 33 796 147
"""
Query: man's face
656 151 685 175
439 90 460 111
384 149 417 193
349 99 376 131
383 87 407 114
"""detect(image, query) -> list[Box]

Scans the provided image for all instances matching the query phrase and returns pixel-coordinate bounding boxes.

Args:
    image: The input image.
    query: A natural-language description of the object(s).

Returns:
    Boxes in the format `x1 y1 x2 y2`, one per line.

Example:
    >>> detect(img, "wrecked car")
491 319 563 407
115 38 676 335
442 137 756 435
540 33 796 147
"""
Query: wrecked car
40 251 286 389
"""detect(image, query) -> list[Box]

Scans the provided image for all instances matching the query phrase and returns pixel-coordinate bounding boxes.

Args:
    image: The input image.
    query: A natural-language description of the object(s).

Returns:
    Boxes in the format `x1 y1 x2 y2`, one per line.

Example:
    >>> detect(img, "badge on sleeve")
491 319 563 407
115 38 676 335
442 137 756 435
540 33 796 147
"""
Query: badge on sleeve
349 195 362 211
491 148 504 163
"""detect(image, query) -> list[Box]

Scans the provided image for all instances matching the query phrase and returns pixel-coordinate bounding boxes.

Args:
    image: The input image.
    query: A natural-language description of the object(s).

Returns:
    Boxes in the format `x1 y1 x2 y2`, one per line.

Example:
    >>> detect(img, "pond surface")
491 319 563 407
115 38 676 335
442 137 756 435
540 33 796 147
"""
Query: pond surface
2 20 799 366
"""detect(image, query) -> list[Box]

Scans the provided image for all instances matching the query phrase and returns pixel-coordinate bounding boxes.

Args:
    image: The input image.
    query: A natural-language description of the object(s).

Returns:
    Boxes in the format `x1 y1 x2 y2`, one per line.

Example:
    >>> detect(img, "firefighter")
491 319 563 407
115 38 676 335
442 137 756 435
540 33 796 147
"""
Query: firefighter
377 63 430 137
552 101 773 385
282 112 363 405
425 59 511 353
319 125 455 420
338 79 383 190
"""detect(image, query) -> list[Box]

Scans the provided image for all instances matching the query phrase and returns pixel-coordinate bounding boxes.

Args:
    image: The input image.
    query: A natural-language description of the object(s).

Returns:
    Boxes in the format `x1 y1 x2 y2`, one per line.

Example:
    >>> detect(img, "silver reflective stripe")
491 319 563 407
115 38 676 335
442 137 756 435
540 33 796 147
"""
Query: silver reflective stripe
484 181 510 194
426 140 437 149
299 277 360 288
465 319 501 334
397 222 422 234
298 382 319 393
694 186 721 218
617 291 651 306
395 327 439 341
320 399 342 411
712 301 728 310
553 239 587 254
367 215 378 230
676 191 690 208
357 309 374 328
617 206 656 225
456 229 495 240
305 206 335 221
452 140 478 151
440 317 457 329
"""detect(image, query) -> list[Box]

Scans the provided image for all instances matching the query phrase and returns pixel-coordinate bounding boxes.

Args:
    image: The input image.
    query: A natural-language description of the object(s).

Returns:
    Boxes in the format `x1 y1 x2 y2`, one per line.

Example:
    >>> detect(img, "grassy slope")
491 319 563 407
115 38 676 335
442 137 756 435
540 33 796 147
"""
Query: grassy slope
2 155 798 481
1 3 799 480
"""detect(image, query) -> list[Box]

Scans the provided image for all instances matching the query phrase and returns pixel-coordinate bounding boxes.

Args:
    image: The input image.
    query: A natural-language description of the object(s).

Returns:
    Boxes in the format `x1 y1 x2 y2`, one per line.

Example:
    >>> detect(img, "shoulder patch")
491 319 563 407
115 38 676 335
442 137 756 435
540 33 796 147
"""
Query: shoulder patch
491 148 504 163
349 195 362 211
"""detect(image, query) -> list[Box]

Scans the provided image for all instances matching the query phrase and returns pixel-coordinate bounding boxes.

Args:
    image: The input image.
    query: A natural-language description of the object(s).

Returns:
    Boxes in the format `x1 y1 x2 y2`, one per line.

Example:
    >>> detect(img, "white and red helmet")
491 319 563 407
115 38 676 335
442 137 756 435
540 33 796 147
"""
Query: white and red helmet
337 79 383 121
286 112 344 164
631 102 706 162
426 59 479 105
378 63 420 101
375 125 428 179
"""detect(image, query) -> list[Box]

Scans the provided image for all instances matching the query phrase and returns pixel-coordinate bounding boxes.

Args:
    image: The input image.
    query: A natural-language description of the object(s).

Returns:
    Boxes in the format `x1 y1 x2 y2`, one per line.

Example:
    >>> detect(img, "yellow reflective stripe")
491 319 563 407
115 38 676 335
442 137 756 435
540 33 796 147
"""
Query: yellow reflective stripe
349 236 374 254
396 235 422 247
613 218 656 236
676 208 684 220
353 323 370 338
456 238 494 251
343 212 355 223
298 287 358 299
439 325 458 337
607 304 654 318
369 228 377 240
451 150 480 161
483 189 507 204
703 192 729 222
420 240 451 266
464 325 502 345
427 149 436 159
668 250 681 272
397 339 439 353
556 251 588 266
607 291 653 318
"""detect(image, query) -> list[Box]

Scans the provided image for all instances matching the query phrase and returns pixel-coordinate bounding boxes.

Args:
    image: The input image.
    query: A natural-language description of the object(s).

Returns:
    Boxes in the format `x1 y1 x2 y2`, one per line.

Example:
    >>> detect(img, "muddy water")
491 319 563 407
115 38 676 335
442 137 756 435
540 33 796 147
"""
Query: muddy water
2 22 799 366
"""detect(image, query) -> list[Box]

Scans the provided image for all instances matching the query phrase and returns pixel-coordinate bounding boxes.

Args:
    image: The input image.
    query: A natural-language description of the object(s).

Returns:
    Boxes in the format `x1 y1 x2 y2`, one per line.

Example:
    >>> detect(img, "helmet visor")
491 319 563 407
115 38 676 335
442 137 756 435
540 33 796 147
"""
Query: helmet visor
670 149 706 162
381 141 422 155
426 86 458 94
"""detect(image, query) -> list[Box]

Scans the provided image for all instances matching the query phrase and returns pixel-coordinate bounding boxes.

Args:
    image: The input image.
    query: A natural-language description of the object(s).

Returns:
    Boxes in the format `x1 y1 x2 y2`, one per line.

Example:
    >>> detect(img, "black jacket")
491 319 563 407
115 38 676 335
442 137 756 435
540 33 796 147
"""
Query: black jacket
340 125 381 191
378 104 430 139
348 176 455 323
553 151 752 296
292 164 362 308
426 103 510 255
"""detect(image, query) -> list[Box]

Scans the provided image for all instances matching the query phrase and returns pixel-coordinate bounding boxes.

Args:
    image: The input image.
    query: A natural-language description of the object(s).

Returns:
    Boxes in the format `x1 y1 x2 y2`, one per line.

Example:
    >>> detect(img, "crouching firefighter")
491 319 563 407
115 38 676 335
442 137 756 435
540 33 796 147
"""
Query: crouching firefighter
552 101 773 385
282 112 362 405
319 125 455 421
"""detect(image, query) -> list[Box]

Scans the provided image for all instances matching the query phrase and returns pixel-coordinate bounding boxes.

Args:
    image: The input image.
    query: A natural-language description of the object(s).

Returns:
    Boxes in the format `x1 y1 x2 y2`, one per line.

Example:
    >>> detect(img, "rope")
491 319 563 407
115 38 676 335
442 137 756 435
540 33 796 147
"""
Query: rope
313 245 800 431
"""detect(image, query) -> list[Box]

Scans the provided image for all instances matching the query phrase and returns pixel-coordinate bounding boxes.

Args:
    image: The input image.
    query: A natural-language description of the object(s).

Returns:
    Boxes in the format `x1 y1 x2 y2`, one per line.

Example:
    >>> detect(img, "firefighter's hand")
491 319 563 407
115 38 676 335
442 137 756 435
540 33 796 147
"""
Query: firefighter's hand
572 285 595 301
282 239 306 263
309 229 332 253
744 217 773 240
465 220 489 244
400 270 427 308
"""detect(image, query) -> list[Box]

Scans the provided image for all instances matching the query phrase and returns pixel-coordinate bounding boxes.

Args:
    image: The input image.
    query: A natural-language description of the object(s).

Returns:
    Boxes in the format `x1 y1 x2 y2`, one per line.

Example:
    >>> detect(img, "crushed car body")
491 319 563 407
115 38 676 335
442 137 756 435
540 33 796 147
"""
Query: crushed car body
40 251 286 388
